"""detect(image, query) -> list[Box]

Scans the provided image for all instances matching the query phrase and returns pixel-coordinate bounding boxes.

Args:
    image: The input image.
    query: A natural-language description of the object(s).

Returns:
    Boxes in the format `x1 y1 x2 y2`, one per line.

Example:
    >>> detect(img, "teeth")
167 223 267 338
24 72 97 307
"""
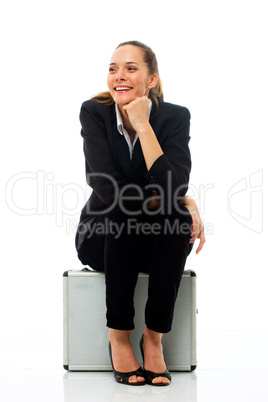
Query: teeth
115 87 131 91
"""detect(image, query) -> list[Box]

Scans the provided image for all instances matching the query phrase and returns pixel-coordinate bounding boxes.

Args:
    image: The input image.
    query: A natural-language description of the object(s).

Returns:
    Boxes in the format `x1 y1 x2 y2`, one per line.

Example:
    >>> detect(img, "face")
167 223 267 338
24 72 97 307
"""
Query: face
107 45 157 107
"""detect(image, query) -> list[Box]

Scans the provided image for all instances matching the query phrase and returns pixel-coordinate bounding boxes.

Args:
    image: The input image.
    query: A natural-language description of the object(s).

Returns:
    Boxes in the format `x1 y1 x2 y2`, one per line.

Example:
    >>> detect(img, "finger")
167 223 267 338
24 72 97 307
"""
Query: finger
191 224 199 236
191 220 200 240
196 230 206 254
122 105 128 115
190 234 197 243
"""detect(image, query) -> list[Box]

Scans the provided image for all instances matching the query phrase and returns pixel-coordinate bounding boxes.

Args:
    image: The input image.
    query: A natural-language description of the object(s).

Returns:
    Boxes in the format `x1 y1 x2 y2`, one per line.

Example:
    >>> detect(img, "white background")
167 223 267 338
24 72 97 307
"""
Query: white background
1 0 267 370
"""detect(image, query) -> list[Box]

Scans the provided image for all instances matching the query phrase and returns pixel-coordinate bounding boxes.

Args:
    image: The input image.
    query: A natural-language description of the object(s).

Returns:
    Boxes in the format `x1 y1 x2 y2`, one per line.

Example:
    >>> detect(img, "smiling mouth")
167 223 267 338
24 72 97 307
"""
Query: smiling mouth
114 86 133 92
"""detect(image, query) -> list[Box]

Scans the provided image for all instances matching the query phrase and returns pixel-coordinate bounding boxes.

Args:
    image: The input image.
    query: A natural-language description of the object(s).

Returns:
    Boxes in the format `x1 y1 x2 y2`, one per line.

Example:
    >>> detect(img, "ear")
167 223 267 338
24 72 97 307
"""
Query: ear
147 73 158 90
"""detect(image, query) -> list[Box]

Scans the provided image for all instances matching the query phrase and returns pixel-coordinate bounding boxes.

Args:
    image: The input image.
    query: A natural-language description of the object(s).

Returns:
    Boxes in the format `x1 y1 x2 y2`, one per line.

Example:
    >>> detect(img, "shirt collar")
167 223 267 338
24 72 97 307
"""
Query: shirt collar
115 100 152 135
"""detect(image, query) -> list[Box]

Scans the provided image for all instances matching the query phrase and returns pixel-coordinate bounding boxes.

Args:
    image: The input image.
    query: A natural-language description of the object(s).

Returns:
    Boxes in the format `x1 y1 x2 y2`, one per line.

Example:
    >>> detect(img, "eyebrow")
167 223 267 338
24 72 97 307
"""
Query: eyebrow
109 61 139 66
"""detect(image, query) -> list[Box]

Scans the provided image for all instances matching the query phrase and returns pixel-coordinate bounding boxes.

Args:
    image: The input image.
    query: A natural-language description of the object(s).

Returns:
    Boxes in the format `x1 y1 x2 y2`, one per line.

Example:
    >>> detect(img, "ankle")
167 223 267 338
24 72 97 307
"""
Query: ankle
109 329 131 344
143 327 163 345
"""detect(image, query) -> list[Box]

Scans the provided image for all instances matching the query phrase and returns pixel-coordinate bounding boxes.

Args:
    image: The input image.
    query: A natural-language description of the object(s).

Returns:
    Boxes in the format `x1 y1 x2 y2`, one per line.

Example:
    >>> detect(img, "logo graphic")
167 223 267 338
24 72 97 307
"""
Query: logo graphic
227 170 263 233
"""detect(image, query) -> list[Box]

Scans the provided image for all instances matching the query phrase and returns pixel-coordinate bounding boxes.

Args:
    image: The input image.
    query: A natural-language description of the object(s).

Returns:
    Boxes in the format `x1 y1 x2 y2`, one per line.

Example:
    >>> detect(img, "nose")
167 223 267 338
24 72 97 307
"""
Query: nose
115 68 126 81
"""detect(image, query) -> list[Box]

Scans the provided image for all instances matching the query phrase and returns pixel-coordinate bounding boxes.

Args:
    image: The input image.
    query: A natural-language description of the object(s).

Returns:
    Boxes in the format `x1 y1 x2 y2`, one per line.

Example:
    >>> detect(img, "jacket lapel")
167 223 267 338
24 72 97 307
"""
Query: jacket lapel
110 107 132 181
131 139 144 176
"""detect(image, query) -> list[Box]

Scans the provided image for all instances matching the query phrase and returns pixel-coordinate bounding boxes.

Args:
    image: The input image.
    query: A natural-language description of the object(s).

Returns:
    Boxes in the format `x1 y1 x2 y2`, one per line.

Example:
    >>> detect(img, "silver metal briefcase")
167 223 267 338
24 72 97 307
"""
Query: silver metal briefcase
63 268 197 371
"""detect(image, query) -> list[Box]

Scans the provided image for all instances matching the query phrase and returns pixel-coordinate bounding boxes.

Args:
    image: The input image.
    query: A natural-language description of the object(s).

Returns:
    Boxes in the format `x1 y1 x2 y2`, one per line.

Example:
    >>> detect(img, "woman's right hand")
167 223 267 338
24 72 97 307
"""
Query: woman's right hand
147 190 161 210
180 196 206 254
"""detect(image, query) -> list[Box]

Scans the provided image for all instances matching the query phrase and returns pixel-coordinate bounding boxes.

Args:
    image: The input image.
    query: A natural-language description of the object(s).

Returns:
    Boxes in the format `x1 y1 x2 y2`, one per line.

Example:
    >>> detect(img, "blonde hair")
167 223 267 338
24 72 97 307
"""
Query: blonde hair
91 41 164 109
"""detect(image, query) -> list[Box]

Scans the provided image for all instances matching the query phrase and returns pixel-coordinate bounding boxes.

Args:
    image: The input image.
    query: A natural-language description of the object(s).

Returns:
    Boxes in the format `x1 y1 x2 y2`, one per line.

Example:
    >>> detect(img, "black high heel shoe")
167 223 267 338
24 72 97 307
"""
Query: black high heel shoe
108 342 145 386
139 335 172 386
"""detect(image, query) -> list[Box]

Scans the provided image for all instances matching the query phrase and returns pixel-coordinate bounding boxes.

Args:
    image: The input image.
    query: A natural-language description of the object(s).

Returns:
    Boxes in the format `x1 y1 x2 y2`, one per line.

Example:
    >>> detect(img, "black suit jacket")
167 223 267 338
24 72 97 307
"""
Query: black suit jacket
76 97 191 249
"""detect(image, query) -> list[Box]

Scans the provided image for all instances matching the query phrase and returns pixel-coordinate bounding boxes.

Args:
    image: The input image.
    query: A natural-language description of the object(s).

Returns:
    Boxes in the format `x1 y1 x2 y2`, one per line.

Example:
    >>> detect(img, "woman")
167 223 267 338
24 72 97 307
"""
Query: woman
75 41 205 386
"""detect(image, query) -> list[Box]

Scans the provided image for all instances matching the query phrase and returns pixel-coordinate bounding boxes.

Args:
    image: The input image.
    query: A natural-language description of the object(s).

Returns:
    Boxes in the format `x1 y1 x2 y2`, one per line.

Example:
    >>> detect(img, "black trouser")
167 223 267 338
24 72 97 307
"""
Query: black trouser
77 204 193 333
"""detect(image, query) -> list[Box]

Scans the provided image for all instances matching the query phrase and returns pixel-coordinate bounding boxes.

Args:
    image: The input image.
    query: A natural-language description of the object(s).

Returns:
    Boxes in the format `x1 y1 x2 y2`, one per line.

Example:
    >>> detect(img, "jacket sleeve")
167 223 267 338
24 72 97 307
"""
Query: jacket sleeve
144 106 191 201
80 101 127 208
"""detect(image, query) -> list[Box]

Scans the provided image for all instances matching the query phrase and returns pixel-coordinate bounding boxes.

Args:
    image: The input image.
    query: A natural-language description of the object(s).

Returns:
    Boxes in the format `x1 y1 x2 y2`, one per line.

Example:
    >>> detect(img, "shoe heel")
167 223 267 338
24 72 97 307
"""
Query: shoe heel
139 335 145 363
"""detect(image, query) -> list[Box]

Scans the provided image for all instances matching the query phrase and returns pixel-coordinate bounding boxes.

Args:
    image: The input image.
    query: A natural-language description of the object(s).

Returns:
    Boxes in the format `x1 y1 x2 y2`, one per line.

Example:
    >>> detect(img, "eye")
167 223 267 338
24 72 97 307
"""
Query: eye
109 67 116 73
128 67 137 71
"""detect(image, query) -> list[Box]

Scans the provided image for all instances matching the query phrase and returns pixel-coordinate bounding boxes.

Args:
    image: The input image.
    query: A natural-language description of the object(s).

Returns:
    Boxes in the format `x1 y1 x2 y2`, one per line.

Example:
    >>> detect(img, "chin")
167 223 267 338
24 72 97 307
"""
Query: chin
115 95 137 106
115 99 131 106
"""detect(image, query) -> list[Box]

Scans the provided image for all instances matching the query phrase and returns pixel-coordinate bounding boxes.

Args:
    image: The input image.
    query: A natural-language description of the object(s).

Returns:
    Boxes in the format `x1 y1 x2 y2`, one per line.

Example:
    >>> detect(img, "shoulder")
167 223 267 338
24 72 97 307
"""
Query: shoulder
157 99 191 122
80 98 114 118
79 99 115 136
